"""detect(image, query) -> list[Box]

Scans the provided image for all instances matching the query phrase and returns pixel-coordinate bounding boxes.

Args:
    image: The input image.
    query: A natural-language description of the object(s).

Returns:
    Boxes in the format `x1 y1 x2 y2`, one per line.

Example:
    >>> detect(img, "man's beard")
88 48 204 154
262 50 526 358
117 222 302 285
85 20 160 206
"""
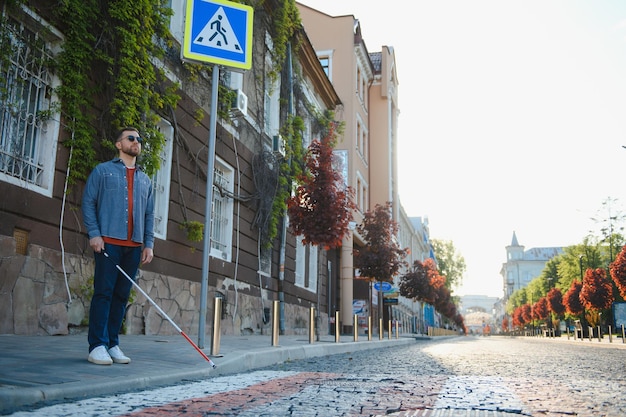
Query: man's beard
122 146 140 157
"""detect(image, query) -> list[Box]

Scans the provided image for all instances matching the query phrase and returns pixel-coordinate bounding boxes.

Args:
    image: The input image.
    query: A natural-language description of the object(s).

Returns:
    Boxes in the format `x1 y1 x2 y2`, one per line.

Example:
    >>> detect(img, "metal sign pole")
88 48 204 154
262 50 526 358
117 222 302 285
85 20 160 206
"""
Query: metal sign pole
198 64 219 348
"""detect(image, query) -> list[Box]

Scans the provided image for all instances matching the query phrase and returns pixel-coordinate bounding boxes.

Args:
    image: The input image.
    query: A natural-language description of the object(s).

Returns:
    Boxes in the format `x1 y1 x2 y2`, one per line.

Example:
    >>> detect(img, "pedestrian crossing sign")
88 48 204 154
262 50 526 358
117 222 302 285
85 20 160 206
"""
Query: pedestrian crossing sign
183 0 254 70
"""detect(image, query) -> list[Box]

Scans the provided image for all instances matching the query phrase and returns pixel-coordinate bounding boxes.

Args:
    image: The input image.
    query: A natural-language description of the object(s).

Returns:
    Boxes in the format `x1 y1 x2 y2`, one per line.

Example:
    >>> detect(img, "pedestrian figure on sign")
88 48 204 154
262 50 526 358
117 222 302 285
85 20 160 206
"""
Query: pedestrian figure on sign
209 15 228 46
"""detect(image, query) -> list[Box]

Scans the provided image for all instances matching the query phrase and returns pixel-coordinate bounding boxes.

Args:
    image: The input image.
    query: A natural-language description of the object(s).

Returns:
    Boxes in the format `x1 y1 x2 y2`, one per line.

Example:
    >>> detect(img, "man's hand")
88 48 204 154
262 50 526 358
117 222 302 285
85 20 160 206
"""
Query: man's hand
89 236 105 253
142 247 154 264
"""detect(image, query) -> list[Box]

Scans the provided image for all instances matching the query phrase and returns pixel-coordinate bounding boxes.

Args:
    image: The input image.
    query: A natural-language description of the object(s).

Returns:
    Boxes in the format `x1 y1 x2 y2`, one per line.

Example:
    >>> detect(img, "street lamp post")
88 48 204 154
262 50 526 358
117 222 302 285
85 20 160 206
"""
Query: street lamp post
579 254 587 337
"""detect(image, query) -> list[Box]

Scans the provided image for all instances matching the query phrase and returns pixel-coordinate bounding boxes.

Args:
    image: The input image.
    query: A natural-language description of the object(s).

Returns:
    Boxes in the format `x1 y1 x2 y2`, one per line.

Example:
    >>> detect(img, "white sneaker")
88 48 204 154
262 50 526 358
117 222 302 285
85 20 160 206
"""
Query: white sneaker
108 346 131 364
88 345 113 365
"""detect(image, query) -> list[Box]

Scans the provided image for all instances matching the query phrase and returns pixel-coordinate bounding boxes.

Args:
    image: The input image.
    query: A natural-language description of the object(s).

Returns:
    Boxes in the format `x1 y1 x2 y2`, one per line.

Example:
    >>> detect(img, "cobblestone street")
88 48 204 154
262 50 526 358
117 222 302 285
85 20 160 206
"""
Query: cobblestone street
9 336 626 417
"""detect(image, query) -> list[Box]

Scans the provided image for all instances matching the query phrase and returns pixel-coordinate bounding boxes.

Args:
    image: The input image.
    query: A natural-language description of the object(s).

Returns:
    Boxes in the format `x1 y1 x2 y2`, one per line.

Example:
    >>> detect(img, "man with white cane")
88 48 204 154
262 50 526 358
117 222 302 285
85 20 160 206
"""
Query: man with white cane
82 127 154 365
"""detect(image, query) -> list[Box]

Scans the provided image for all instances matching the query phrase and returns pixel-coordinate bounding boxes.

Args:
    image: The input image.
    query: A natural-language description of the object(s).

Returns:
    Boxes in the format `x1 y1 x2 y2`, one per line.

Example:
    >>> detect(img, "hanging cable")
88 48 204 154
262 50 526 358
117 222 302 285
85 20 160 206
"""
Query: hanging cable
59 128 75 306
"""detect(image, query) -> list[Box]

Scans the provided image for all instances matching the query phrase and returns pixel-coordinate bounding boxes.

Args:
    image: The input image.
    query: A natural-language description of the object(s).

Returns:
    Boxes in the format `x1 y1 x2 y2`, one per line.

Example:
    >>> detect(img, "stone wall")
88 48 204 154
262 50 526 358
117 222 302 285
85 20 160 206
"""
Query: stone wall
0 235 329 337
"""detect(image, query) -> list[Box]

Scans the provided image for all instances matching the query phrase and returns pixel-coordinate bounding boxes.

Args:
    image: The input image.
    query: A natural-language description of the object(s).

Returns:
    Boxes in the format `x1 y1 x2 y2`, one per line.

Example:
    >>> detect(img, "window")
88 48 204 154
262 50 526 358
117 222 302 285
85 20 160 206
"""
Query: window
258 242 271 277
0 10 62 197
264 34 280 137
355 171 368 213
316 50 332 81
151 119 174 240
295 235 318 292
210 157 234 261
356 116 368 163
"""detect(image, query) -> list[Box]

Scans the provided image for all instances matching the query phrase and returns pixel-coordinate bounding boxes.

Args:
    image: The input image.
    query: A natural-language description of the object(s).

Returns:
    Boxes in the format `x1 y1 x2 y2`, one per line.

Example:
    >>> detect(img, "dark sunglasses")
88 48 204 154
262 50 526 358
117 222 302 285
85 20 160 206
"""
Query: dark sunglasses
125 135 143 143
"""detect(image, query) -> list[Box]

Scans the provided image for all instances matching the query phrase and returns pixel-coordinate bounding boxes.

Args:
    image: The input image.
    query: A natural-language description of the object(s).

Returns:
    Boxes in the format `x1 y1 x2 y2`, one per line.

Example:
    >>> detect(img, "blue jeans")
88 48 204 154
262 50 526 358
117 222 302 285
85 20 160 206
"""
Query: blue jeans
88 244 141 352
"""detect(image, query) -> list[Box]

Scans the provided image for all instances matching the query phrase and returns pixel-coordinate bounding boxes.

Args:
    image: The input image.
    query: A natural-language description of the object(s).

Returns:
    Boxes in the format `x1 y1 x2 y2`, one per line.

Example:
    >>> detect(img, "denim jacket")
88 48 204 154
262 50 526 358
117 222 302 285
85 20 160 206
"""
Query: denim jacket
82 158 155 249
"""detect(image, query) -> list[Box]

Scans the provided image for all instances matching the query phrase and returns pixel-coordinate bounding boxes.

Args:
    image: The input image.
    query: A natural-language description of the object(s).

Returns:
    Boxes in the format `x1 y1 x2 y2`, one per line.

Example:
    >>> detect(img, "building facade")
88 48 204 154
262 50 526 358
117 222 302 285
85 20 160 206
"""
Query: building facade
500 231 564 298
0 0 342 337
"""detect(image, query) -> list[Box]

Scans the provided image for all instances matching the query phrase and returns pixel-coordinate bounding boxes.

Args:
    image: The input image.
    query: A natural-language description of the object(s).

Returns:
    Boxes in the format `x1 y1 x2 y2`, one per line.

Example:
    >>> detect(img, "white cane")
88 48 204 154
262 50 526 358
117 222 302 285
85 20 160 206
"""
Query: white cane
103 251 216 368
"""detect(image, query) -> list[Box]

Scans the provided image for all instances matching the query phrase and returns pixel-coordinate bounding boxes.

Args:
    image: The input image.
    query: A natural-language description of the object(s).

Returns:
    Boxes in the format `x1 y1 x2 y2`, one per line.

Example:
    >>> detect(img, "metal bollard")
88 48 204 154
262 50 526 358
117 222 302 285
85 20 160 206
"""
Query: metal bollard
353 314 358 342
309 306 315 344
368 316 372 341
395 320 399 339
379 318 383 340
335 311 340 343
597 325 602 342
609 325 612 343
210 297 222 356
272 300 279 347
388 320 392 340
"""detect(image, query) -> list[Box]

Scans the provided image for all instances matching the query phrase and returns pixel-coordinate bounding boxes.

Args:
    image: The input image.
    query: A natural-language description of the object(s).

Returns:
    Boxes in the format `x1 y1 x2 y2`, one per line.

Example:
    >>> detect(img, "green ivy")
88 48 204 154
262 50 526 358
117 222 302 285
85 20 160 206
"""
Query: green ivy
52 0 180 182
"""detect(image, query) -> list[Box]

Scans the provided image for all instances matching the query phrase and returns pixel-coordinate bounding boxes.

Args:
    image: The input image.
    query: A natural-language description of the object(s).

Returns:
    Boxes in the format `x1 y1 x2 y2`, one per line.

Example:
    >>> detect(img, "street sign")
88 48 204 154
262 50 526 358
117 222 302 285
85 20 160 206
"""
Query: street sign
373 281 392 292
183 0 254 70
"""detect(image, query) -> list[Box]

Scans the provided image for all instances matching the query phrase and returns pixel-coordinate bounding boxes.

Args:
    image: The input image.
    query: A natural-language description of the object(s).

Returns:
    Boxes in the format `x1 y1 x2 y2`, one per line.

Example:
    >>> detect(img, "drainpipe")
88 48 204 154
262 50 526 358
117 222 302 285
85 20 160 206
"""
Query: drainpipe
277 42 294 334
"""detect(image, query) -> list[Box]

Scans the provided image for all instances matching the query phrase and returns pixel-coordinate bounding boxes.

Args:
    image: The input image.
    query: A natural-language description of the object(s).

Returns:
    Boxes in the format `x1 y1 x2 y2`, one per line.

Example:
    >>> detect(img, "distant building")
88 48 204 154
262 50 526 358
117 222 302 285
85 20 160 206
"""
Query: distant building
459 295 499 315
500 231 563 298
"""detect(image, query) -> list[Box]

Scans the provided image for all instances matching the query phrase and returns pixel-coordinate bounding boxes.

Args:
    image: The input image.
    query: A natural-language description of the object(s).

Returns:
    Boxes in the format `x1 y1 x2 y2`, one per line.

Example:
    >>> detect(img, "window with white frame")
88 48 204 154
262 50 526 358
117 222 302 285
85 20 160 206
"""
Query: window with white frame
295 235 319 292
151 119 174 240
263 34 280 137
210 157 234 261
0 10 62 197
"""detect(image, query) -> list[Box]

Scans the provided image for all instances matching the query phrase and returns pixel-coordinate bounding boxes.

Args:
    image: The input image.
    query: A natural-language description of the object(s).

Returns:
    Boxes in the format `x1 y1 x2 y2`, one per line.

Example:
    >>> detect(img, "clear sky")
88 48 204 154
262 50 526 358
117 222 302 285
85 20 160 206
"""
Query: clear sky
299 0 626 298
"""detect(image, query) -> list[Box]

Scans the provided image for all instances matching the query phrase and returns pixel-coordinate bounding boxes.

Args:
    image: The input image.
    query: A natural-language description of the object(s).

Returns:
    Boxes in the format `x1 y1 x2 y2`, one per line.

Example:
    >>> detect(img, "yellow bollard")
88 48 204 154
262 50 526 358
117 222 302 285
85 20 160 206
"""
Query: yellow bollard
210 297 222 356
271 300 279 347
309 306 315 344
335 311 340 343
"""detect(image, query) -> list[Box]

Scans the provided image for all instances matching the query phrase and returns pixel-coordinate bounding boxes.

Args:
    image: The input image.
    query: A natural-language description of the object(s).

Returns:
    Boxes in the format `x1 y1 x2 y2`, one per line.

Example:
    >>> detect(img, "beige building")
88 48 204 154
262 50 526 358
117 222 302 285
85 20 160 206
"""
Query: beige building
298 4 406 333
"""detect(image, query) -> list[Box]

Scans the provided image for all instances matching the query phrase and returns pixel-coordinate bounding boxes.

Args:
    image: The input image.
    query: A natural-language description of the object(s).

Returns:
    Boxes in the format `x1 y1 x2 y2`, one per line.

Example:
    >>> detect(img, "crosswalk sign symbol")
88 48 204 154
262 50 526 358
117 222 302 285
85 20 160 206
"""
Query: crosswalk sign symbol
183 0 254 70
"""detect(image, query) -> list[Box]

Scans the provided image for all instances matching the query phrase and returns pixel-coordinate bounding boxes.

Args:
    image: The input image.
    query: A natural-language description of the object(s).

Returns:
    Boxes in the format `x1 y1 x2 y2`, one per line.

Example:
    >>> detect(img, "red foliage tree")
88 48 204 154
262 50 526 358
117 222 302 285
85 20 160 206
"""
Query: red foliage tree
609 245 626 299
521 304 532 324
287 124 356 249
399 258 445 304
563 280 584 316
399 259 462 326
512 306 524 328
502 316 509 332
533 297 549 320
354 202 408 283
546 287 565 316
580 268 614 312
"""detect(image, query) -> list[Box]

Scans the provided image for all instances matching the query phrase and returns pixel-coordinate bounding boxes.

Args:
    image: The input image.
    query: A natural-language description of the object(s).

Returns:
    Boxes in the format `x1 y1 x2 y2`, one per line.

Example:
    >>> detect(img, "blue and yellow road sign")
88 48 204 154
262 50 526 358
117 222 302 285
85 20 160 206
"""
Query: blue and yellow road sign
183 0 253 70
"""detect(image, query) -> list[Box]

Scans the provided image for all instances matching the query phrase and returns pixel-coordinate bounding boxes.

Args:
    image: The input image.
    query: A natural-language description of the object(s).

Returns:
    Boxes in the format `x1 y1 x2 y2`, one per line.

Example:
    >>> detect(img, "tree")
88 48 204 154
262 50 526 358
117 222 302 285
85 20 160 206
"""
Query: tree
533 297 549 321
430 239 466 291
563 280 584 317
399 259 440 303
547 287 565 317
609 245 626 299
287 123 356 249
353 202 408 283
512 306 525 329
579 268 614 324
354 202 408 322
399 258 463 330
521 304 532 325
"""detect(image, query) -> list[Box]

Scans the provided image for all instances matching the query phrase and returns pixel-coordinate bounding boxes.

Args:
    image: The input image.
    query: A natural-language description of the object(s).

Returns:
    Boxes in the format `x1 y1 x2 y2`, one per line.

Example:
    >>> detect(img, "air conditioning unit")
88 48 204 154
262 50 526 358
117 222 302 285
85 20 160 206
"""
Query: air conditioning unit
230 89 247 117
272 134 286 157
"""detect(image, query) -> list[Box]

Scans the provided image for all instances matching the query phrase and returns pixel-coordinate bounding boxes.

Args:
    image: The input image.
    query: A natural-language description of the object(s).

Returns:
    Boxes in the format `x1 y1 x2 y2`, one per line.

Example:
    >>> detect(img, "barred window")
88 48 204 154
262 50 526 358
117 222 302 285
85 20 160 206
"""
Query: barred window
0 10 61 196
